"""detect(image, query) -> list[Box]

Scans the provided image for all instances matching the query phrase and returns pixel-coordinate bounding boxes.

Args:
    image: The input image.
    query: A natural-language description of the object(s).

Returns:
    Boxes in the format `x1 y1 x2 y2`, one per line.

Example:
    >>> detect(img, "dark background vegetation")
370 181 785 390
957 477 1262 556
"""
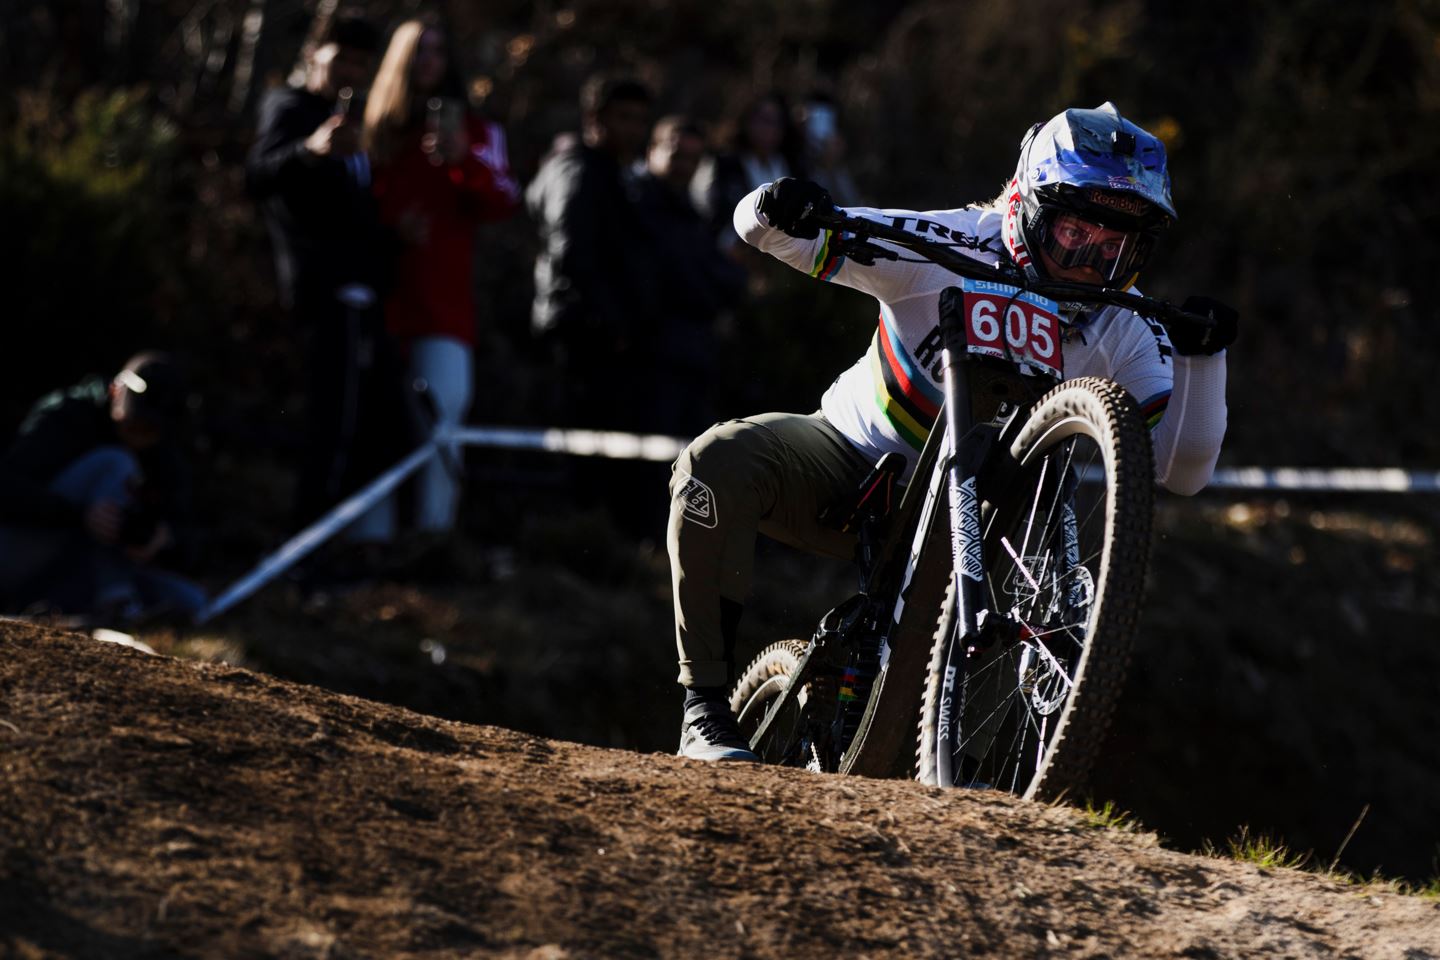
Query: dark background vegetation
3 0 1438 883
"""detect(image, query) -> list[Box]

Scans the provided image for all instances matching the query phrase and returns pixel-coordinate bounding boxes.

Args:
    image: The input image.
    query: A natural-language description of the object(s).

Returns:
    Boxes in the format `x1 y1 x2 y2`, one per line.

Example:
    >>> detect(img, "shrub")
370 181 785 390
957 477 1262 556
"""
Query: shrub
0 87 180 431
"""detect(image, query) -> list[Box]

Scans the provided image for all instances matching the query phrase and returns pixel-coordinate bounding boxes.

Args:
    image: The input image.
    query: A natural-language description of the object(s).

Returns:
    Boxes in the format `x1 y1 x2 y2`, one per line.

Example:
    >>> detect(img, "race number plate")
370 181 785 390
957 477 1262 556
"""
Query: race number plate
960 278 1064 379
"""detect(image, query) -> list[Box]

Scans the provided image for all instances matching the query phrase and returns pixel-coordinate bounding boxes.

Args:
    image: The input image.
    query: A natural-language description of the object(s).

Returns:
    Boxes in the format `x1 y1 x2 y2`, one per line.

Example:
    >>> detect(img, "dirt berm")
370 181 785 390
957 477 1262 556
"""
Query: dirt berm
2 623 1436 959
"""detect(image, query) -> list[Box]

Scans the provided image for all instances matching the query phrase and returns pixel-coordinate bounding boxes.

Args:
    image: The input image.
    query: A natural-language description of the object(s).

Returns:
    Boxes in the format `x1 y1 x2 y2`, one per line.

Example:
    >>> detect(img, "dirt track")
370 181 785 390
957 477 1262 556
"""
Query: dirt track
2 622 1436 959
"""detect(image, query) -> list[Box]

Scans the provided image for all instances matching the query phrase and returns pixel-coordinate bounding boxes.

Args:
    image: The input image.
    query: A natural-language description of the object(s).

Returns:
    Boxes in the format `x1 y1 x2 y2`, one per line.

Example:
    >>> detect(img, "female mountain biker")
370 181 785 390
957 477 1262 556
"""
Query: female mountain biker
671 103 1236 762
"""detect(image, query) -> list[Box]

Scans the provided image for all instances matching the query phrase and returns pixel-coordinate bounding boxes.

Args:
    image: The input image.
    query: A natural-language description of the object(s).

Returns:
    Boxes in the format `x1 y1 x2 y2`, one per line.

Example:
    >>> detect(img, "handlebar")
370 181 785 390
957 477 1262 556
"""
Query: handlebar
805 206 1214 332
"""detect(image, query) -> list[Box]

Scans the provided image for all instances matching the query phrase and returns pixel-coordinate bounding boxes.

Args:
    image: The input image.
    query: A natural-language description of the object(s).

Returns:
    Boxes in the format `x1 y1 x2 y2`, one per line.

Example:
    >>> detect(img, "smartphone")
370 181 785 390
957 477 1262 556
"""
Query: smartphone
425 97 465 164
426 97 463 136
335 86 367 120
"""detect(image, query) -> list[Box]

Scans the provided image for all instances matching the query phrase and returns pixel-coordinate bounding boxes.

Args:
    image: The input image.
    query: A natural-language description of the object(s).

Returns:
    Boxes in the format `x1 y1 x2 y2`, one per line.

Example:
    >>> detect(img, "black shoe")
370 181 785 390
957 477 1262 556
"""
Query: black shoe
677 701 759 762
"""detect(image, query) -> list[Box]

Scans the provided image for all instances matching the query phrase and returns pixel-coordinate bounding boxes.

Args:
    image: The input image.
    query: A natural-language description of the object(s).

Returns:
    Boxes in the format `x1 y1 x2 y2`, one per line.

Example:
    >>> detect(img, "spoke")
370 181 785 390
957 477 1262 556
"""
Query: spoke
1076 546 1103 568
1003 695 1047 792
1054 564 1094 587
1035 714 1049 774
1003 716 1026 792
1077 446 1105 538
958 682 1022 752
1000 535 1043 594
963 641 1055 767
1027 637 1075 693
1050 439 1081 529
955 659 1022 756
1032 441 1079 563
1019 686 1048 741
954 646 1048 788
980 681 1026 790
1059 454 1107 619
1075 447 1108 532
1022 619 1088 643
1017 455 1049 565
1012 444 1078 619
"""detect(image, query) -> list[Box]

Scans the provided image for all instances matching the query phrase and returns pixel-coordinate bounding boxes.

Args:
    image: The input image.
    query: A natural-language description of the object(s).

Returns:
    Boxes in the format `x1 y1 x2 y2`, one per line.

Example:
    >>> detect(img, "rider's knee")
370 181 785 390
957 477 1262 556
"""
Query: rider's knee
671 419 790 522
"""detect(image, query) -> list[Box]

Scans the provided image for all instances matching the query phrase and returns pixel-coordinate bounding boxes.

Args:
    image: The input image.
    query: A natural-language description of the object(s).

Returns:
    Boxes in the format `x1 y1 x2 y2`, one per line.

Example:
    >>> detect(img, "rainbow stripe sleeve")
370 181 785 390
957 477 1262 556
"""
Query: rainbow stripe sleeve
1139 391 1170 430
810 229 845 281
869 309 944 450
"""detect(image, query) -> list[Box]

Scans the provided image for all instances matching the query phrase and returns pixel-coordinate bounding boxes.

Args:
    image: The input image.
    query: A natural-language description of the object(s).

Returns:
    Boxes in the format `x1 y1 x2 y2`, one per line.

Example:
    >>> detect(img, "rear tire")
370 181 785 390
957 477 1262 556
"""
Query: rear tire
730 640 816 768
916 376 1153 801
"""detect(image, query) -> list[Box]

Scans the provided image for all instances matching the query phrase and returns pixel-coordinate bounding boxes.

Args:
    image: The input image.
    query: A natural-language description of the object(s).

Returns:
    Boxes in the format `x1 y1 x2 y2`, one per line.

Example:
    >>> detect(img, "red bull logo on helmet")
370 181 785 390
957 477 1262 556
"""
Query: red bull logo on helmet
1085 187 1152 216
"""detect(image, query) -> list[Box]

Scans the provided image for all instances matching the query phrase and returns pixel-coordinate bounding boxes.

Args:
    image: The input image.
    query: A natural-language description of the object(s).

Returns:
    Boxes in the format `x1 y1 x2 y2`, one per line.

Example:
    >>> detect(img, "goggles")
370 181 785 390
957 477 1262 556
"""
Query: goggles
1032 208 1155 286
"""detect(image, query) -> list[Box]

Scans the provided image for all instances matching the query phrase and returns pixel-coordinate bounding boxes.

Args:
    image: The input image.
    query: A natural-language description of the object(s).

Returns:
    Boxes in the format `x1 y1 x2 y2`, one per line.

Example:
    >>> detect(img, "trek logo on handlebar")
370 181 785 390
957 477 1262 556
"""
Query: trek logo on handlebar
807 207 1219 337
957 278 1064 380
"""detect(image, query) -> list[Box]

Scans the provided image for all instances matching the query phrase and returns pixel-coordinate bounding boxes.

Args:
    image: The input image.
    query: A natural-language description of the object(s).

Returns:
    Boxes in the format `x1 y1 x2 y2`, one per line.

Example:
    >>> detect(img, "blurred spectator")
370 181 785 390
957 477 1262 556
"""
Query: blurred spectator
799 92 863 204
633 115 746 434
355 18 521 540
691 91 807 241
527 72 659 431
527 72 665 538
245 14 401 530
0 352 206 623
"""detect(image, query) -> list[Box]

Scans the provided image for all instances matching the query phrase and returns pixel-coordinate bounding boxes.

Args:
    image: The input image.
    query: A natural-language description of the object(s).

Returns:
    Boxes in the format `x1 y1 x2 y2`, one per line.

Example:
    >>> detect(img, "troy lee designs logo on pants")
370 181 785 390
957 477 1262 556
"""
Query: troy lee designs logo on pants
676 473 717 528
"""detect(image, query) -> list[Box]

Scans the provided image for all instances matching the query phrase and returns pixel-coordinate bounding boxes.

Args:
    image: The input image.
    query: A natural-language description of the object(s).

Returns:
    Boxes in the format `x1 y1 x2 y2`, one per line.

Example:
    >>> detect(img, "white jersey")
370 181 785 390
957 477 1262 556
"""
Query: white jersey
734 186 1227 494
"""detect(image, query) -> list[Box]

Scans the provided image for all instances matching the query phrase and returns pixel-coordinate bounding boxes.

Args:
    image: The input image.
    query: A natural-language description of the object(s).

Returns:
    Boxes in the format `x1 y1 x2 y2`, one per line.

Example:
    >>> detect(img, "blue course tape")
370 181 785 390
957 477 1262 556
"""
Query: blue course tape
196 426 1438 625
1207 467 1440 493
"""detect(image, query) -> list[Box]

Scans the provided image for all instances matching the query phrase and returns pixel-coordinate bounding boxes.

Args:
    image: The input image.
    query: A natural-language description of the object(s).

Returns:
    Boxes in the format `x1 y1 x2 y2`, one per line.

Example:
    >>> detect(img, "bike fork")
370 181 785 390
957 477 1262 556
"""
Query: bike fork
934 313 996 786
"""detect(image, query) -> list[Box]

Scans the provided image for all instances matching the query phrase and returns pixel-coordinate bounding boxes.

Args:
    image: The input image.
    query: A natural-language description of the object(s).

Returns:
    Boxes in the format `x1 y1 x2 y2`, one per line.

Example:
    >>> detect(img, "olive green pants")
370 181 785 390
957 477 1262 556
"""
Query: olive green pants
667 411 874 688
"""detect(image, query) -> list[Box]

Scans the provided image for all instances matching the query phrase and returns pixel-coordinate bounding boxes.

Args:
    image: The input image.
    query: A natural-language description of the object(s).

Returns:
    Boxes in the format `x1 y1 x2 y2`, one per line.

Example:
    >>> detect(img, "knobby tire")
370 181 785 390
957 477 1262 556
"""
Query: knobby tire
732 640 813 767
915 376 1154 801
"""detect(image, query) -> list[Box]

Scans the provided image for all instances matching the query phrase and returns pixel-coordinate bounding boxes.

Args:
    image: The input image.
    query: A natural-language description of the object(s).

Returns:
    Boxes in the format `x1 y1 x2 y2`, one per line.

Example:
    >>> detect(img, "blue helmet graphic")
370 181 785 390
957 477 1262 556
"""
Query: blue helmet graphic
1002 103 1176 288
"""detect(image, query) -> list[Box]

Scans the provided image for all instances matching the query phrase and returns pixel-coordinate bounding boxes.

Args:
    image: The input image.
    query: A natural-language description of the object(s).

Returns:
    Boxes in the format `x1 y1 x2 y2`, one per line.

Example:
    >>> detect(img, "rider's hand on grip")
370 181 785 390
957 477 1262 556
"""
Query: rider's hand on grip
1167 296 1239 356
758 177 833 239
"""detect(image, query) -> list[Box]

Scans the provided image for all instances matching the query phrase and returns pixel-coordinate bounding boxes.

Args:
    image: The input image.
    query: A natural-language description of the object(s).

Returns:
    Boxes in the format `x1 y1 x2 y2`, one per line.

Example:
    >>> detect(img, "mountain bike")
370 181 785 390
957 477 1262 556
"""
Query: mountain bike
729 207 1214 800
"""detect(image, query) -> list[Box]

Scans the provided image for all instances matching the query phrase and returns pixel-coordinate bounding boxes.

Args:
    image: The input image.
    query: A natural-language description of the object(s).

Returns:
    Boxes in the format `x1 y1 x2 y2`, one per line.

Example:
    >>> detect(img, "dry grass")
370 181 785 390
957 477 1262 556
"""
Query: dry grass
1205 826 1311 871
1080 799 1144 834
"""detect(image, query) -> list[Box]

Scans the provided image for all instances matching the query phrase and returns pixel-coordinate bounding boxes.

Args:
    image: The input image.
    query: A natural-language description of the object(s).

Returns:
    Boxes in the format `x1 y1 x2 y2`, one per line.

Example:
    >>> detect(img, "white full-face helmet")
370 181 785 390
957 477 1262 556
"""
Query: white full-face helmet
1001 102 1177 289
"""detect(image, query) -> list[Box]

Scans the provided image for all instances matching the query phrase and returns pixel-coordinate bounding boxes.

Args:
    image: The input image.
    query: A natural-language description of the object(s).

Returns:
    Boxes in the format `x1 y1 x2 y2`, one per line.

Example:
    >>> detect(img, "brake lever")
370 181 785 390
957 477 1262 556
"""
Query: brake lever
1146 299 1217 330
806 205 849 230
806 207 900 265
839 238 899 265
1030 280 1217 330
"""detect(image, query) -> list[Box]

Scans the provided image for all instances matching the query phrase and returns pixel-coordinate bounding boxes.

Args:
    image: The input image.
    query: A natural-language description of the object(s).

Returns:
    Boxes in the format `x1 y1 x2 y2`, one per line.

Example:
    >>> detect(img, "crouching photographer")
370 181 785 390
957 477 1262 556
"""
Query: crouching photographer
0 351 207 624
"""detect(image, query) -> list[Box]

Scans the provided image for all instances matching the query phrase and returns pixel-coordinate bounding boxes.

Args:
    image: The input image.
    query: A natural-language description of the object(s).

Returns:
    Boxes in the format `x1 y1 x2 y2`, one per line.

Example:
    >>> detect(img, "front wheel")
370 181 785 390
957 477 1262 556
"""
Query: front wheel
916 377 1154 801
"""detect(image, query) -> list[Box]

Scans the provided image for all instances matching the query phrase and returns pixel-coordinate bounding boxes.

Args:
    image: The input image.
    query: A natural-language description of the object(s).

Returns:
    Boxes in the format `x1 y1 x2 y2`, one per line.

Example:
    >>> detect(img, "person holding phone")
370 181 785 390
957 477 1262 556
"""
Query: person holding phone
359 18 520 541
246 15 394 531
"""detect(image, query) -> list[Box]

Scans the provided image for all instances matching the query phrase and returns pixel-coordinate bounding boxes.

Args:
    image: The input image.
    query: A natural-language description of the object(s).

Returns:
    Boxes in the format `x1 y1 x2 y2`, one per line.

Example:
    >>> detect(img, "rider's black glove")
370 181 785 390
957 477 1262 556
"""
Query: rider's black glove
1165 296 1239 356
757 177 833 239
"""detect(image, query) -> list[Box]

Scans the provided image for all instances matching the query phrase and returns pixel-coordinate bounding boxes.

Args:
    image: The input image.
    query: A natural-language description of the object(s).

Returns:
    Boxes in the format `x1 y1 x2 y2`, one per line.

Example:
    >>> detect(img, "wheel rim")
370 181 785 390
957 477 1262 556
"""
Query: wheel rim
736 670 814 767
735 675 788 729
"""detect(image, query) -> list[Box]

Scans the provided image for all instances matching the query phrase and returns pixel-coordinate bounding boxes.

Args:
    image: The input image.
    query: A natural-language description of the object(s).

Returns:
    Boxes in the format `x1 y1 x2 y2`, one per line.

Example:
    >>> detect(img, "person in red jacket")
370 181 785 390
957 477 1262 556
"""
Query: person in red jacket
359 17 520 538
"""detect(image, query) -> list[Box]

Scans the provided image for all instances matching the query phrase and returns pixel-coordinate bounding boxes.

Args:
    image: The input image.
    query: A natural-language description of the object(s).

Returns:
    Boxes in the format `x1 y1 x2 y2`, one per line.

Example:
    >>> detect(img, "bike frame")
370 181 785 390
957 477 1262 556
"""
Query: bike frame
746 207 1212 775
744 322 1024 769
